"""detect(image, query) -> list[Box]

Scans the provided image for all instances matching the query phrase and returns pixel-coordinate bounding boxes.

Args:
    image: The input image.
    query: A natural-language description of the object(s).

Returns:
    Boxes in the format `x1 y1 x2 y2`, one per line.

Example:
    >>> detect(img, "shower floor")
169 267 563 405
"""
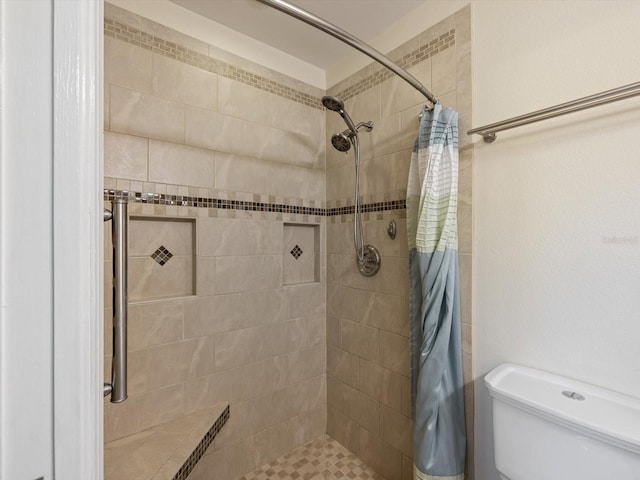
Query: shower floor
240 434 385 480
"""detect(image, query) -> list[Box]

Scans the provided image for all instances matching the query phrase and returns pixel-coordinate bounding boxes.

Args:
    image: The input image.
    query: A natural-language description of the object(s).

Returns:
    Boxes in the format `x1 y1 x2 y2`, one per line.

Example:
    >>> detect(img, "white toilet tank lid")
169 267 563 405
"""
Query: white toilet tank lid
485 363 640 454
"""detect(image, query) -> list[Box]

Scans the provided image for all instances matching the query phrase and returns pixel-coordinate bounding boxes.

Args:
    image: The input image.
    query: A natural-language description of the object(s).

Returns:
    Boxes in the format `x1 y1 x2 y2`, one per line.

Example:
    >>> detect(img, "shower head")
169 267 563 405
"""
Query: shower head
324 95 373 153
322 95 357 133
331 131 352 152
321 96 344 112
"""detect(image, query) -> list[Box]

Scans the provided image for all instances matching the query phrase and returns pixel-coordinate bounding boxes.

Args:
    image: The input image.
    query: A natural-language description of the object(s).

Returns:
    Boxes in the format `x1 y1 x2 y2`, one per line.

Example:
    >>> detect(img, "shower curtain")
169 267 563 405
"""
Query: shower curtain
407 103 466 480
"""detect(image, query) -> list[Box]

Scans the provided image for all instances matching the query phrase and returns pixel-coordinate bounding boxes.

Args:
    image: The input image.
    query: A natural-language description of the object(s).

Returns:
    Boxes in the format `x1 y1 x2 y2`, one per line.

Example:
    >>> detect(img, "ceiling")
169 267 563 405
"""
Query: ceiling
169 0 426 70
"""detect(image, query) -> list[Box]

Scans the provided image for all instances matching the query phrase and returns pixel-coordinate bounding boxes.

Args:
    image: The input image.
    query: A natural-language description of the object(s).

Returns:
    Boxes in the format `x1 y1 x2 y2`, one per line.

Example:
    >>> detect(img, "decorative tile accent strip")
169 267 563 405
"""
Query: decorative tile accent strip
104 189 406 216
328 199 406 216
333 29 455 102
172 404 230 480
290 245 303 260
151 246 173 266
104 18 323 110
104 189 326 215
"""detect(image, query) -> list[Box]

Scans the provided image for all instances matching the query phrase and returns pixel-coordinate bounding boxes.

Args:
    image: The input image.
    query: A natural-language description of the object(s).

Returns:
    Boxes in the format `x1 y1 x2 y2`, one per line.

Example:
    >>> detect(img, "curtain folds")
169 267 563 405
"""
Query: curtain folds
407 103 466 480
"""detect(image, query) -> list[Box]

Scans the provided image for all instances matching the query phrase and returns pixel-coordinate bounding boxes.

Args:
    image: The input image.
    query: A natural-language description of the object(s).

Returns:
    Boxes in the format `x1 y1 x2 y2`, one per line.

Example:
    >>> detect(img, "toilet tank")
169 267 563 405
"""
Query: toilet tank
485 364 640 480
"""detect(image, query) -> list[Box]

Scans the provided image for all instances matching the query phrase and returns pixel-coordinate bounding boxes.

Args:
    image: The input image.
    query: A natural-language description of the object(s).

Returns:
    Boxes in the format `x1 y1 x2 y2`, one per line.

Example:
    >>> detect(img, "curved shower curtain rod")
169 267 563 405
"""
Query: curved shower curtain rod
255 0 438 106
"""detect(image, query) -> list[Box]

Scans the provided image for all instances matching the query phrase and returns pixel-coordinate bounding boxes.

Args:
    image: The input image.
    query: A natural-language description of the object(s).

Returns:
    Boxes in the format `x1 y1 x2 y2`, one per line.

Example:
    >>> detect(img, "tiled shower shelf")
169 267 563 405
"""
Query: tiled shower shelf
283 223 320 285
104 403 229 480
128 216 196 302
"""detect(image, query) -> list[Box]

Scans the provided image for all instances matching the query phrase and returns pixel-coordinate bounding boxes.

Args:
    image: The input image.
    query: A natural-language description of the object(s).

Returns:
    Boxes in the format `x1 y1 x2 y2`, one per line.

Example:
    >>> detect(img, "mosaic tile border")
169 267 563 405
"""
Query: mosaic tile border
104 189 406 216
330 200 405 216
172 404 230 480
333 29 455 102
104 18 323 110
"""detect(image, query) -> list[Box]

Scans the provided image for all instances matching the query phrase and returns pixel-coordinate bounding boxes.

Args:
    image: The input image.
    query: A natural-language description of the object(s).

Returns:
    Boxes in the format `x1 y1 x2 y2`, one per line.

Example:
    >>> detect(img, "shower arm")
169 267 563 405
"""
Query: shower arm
255 0 438 106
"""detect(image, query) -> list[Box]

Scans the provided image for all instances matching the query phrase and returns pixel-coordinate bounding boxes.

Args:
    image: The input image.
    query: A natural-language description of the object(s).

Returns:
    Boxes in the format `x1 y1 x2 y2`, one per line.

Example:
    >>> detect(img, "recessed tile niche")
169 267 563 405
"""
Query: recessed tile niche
283 223 320 285
128 216 196 301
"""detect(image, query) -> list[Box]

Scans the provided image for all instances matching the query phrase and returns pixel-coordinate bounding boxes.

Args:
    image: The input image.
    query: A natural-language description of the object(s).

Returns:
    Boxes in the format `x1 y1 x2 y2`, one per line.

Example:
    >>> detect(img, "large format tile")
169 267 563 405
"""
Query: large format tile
431 47 457 97
214 318 312 371
148 140 215 188
358 359 403 412
381 61 431 118
341 320 379 362
110 85 185 143
358 290 409 337
105 36 152 93
268 163 325 202
215 152 269 195
342 384 380 435
184 106 243 155
128 338 214 395
104 131 148 181
379 404 413 458
129 255 193 301
359 428 403 480
218 76 271 125
105 430 183 480
104 384 184 443
151 54 217 110
327 345 359 388
327 408 361 458
378 331 410 377
128 300 184 351
327 285 359 321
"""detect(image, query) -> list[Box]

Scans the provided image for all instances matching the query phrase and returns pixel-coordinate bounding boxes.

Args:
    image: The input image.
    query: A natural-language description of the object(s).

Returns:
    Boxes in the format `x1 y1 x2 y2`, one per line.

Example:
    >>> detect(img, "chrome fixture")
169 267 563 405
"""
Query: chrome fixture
256 0 437 106
330 124 374 153
356 121 375 132
468 80 640 142
322 95 357 132
331 131 352 152
358 245 381 277
387 220 397 240
323 95 380 276
104 199 128 403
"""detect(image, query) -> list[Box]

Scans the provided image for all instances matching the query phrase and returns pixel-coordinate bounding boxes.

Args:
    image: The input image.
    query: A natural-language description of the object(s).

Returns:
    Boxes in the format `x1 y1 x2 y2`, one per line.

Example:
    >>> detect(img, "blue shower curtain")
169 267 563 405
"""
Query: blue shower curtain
407 103 466 480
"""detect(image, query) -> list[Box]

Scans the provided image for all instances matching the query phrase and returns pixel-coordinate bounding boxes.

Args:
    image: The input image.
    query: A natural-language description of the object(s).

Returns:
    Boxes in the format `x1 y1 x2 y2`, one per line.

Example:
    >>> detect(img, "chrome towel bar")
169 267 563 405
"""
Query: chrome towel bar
103 199 128 403
468 80 640 143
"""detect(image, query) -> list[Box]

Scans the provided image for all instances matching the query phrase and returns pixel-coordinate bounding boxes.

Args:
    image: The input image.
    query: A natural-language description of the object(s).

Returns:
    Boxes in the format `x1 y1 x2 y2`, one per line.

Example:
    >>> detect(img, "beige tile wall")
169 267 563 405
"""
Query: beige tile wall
104 3 473 479
103 3 326 479
325 6 473 480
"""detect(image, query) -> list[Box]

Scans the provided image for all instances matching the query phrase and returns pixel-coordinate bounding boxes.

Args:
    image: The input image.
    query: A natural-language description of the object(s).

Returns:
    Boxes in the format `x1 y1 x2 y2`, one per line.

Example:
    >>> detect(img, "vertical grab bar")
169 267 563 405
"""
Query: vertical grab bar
103 199 128 403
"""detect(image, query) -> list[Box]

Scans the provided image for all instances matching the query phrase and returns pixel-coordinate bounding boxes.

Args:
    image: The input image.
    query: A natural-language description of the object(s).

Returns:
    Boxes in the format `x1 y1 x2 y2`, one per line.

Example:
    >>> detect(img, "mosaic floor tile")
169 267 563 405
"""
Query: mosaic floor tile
240 435 386 480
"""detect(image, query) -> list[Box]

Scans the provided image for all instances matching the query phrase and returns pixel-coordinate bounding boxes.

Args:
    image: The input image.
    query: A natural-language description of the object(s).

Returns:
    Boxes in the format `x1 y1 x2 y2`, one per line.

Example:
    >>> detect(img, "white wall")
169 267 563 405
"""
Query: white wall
473 2 640 479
